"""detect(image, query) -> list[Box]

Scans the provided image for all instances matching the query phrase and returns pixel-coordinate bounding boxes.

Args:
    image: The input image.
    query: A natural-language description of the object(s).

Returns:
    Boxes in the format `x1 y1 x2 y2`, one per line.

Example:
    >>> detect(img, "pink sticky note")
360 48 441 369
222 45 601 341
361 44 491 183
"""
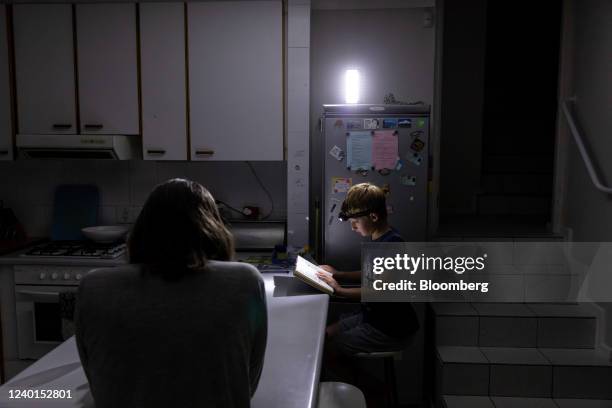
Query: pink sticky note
372 131 399 171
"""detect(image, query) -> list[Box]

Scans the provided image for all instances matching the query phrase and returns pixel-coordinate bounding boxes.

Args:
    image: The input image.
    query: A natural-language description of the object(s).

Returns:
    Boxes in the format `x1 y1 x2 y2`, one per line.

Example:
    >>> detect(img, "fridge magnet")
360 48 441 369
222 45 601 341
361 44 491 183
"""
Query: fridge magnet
329 145 345 161
347 131 373 171
395 158 404 171
330 198 341 213
359 169 369 177
410 130 424 138
363 118 379 130
410 138 426 152
408 152 423 166
400 174 417 186
417 118 426 128
378 168 391 176
398 118 412 128
372 130 399 171
332 177 352 193
382 119 397 129
346 119 362 130
334 119 344 128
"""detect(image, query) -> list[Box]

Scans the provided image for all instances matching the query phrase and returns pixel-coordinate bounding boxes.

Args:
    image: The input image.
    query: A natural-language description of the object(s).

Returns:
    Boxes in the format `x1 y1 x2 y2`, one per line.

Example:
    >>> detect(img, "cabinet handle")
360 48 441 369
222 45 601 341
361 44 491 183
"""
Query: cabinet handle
52 124 72 129
0 150 8 155
84 124 104 130
195 149 215 156
146 149 166 156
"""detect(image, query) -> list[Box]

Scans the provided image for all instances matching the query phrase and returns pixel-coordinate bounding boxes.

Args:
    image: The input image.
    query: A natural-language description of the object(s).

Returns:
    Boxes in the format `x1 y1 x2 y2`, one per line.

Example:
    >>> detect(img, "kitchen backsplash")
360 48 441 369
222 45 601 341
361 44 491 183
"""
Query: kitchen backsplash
0 160 287 237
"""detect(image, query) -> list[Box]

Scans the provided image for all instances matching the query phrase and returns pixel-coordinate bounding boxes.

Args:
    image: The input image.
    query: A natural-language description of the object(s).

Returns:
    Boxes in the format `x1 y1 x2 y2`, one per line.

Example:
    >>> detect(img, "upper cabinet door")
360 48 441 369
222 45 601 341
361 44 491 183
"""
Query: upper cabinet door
13 4 76 135
0 5 13 160
76 4 139 135
188 1 282 161
140 3 187 161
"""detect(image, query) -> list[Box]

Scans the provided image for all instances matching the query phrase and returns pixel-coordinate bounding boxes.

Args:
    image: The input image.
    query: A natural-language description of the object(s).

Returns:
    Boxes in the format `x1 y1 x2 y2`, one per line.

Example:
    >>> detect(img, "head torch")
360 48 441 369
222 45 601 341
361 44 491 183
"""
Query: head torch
338 209 373 222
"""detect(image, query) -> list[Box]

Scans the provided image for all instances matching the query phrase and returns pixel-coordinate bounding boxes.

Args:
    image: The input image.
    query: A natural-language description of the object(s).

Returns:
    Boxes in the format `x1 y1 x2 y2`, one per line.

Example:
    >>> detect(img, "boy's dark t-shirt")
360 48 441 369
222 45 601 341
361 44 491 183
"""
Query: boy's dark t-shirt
361 228 419 338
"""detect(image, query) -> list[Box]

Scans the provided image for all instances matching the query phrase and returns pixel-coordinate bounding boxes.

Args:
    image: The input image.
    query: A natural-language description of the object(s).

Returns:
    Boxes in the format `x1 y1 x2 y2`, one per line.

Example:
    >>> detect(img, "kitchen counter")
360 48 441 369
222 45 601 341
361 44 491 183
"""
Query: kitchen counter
0 248 128 266
0 274 329 408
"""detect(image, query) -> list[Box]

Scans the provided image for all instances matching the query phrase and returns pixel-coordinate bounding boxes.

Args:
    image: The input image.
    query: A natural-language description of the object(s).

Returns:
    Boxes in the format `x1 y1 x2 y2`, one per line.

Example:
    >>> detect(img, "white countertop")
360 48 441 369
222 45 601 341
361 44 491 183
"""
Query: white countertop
0 275 329 408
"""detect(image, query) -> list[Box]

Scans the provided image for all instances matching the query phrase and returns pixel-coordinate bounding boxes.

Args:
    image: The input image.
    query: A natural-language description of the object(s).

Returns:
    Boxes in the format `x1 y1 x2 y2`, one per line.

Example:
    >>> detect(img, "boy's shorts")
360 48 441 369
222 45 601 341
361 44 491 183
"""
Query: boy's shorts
332 311 408 356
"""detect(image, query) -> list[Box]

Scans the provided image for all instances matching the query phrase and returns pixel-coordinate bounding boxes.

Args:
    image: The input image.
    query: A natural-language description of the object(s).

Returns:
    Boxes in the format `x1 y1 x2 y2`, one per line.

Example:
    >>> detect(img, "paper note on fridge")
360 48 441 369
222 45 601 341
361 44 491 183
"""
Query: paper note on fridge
347 131 373 171
372 130 399 170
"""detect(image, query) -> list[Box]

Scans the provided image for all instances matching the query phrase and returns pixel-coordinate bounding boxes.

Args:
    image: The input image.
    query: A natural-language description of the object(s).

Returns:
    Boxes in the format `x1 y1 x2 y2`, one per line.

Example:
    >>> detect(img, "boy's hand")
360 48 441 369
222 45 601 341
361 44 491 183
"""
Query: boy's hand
316 271 341 292
318 265 337 275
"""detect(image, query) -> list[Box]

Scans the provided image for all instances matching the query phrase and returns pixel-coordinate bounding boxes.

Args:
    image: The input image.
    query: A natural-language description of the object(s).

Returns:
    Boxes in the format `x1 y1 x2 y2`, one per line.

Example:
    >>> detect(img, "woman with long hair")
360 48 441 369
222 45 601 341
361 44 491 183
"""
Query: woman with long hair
75 179 267 408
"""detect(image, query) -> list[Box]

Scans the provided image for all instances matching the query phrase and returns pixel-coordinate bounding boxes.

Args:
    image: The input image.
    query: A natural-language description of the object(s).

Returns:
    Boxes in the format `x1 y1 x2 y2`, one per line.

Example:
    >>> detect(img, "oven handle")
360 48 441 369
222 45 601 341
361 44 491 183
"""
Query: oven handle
16 290 62 298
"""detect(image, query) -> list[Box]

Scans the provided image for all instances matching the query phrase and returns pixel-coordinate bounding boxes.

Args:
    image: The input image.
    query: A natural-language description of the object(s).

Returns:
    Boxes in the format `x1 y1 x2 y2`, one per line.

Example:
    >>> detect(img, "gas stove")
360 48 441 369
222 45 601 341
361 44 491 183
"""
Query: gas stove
21 240 127 259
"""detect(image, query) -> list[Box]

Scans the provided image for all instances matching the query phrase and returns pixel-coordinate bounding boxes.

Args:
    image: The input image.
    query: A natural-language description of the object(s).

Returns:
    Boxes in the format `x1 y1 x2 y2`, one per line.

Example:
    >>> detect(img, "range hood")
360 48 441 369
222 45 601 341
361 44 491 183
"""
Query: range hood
17 134 141 160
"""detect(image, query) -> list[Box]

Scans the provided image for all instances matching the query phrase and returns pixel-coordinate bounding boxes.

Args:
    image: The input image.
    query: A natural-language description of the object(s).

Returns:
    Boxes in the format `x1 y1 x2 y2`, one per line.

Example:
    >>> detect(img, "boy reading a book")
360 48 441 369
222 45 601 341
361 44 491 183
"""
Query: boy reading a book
316 182 419 358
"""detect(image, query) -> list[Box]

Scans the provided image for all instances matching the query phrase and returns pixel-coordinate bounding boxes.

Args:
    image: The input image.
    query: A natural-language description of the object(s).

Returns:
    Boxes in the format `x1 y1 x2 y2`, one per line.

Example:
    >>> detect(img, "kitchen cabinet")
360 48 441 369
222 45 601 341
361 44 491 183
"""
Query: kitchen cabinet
76 4 139 135
139 3 187 161
13 4 76 135
188 1 282 161
0 5 12 160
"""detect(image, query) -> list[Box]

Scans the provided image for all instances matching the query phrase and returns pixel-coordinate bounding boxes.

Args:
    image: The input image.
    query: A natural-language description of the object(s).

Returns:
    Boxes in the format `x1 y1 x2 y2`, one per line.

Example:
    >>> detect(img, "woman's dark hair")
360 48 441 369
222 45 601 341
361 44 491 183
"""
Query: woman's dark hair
128 179 234 278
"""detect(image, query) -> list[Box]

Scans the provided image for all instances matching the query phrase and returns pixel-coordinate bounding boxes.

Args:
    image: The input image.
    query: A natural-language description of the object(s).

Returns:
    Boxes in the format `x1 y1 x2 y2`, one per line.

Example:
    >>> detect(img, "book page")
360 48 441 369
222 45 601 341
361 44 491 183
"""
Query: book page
295 256 333 293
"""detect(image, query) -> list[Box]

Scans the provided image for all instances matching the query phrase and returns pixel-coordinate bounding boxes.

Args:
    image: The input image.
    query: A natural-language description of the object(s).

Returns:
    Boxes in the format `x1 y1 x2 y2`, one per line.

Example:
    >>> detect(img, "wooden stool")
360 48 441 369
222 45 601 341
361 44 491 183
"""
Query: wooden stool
354 350 403 408
317 381 367 408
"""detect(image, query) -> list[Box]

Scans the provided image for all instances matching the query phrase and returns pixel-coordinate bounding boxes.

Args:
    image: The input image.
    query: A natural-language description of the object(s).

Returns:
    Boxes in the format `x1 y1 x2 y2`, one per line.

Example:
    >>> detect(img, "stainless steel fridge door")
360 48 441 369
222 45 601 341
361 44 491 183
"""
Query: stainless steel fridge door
322 113 429 271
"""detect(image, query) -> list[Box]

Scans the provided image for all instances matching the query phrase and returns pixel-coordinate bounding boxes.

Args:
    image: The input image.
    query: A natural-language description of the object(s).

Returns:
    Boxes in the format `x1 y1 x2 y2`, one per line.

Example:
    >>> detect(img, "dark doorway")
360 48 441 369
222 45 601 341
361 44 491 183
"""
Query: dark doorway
438 0 563 237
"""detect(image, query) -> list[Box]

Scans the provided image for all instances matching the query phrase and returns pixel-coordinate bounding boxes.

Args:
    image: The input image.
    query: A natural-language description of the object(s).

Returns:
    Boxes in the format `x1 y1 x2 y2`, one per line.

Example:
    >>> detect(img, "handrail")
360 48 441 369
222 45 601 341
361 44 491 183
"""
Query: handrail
561 99 612 194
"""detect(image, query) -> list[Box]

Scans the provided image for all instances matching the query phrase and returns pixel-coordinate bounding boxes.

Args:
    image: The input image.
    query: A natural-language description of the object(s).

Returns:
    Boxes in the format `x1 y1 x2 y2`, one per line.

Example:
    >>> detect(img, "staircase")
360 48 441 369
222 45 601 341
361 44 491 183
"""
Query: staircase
477 154 553 219
430 302 612 407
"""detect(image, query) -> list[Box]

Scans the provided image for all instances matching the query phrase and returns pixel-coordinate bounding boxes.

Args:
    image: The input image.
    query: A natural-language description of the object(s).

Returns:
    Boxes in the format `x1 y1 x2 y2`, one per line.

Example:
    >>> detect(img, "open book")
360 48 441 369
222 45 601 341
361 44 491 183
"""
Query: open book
294 255 334 295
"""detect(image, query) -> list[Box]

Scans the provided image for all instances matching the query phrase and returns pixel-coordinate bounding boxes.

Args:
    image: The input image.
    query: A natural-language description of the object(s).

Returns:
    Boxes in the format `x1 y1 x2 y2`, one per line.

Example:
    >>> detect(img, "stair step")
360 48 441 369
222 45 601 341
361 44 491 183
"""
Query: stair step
481 347 552 397
555 399 612 408
482 174 552 195
525 303 597 317
477 194 550 215
432 303 480 346
431 303 597 348
491 397 559 408
472 304 538 348
472 303 536 317
541 349 612 399
437 346 612 400
442 395 495 408
444 395 571 408
527 302 597 348
436 347 490 396
483 155 553 174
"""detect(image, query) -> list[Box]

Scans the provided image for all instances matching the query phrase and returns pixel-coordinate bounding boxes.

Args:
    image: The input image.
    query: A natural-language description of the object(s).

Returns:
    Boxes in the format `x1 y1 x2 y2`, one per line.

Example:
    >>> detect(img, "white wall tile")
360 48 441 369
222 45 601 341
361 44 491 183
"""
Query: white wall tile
1 160 287 236
15 205 52 237
129 160 157 205
156 161 189 184
99 206 117 225
0 161 16 207
15 160 62 206
94 161 130 206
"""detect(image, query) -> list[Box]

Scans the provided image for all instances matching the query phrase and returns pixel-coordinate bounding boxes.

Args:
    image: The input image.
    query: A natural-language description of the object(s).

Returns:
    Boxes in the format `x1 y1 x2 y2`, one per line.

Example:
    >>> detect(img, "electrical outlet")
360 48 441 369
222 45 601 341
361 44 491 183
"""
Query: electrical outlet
117 206 130 224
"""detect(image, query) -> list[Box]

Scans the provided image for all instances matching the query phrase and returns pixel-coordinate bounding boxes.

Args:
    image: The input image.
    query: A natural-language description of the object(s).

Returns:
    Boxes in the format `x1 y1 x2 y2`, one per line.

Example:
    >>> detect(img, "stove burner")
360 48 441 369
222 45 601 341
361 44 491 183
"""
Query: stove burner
23 241 127 259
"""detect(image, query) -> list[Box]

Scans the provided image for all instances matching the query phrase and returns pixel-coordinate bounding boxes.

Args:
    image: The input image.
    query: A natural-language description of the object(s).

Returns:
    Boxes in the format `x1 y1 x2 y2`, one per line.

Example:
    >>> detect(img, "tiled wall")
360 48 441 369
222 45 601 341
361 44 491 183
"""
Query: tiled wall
0 160 287 237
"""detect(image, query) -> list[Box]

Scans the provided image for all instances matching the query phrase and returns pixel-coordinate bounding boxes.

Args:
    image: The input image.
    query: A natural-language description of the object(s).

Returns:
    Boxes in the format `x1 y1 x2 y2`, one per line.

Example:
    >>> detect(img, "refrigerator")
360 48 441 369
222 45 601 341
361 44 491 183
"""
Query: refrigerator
318 104 430 271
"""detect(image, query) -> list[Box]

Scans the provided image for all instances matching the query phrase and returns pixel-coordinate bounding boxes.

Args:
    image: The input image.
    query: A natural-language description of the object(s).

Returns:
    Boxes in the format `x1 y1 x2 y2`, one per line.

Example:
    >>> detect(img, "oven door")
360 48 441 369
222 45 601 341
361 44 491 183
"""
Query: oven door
15 285 77 359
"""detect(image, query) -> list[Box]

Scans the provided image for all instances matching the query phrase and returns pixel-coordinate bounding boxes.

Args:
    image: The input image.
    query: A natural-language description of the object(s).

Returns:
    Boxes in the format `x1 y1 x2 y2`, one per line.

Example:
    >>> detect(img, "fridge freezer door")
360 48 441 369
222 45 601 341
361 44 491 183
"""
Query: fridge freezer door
322 116 429 271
